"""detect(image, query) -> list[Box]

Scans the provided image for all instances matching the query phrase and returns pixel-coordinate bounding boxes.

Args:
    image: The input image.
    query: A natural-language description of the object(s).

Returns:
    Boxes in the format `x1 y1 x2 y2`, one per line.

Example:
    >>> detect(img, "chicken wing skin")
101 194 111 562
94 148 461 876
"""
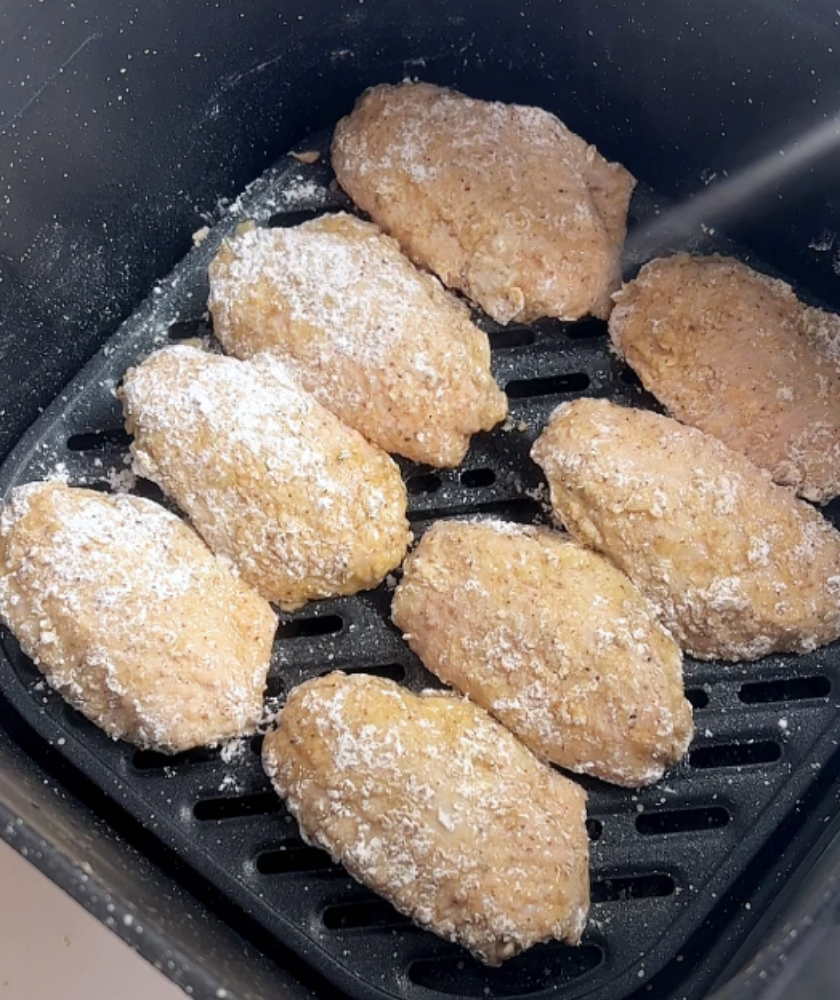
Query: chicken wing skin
208 214 507 467
332 82 635 325
263 671 589 965
0 481 275 752
610 254 840 503
532 398 840 661
392 519 692 786
119 345 410 609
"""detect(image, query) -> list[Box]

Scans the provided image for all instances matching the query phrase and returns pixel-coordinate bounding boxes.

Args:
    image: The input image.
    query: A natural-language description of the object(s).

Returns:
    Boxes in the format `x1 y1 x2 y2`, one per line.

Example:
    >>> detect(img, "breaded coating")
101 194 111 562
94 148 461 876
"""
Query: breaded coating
610 254 840 503
332 82 636 325
0 482 275 753
392 519 692 787
119 346 410 609
532 399 840 661
263 672 589 965
208 214 507 467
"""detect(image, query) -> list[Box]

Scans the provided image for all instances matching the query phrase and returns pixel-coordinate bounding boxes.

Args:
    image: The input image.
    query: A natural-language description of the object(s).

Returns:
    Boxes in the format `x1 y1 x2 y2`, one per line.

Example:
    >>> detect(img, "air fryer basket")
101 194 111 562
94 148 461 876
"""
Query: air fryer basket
3 127 840 1000
4 3 840 1000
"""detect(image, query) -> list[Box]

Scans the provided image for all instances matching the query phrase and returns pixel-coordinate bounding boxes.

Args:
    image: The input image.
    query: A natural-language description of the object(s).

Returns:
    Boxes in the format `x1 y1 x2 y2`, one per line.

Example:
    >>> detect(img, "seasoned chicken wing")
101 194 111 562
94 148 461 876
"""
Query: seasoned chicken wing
208 214 507 467
0 481 275 752
392 519 692 787
263 671 589 965
532 398 840 661
332 82 635 324
610 254 840 503
119 345 410 609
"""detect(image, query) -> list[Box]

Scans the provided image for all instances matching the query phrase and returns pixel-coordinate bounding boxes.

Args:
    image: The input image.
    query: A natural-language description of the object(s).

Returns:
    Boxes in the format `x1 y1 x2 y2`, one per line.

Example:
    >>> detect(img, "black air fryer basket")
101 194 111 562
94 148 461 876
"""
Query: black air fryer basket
4 2 840 999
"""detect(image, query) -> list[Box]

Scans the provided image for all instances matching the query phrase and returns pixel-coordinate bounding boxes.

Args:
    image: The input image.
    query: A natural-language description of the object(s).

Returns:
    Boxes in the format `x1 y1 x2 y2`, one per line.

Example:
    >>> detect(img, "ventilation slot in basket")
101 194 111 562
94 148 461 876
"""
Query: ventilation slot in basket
267 207 340 228
635 806 731 836
408 943 603 996
617 366 642 387
460 468 496 488
76 481 113 493
738 675 830 704
132 746 219 771
320 662 407 683
265 674 284 699
167 318 212 340
686 688 710 709
532 317 606 341
586 818 604 843
256 844 339 875
322 897 412 931
407 473 443 495
408 497 542 525
130 478 169 505
66 428 133 452
194 792 281 821
487 327 536 350
591 872 676 903
276 615 344 639
505 372 590 399
689 741 782 770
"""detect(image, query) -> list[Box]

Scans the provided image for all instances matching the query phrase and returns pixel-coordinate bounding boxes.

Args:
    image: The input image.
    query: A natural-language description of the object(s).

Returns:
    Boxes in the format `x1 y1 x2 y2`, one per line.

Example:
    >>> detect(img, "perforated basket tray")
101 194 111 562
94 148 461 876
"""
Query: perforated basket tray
2 130 840 1000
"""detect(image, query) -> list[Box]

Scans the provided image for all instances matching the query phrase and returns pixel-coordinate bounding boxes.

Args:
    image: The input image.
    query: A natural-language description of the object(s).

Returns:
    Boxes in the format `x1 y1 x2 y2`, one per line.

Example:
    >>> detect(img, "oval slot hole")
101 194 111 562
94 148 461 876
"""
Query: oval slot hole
586 818 603 843
686 688 710 710
505 372 590 400
739 675 831 704
66 428 133 452
407 473 443 495
618 366 642 387
409 497 541 525
559 318 607 340
276 614 344 639
690 740 782 770
168 318 212 340
256 845 339 875
78 481 113 493
267 207 336 228
460 468 496 488
132 746 218 770
635 806 730 836
408 943 603 996
487 327 536 350
321 663 407 683
591 872 675 903
194 792 281 821
322 897 412 931
131 479 169 505
264 674 284 700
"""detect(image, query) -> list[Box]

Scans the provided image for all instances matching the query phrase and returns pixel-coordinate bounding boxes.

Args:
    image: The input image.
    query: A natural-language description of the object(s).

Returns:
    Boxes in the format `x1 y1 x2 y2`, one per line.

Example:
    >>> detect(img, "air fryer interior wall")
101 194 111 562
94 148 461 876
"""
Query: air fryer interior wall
4 2 840 999
4 0 840 467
